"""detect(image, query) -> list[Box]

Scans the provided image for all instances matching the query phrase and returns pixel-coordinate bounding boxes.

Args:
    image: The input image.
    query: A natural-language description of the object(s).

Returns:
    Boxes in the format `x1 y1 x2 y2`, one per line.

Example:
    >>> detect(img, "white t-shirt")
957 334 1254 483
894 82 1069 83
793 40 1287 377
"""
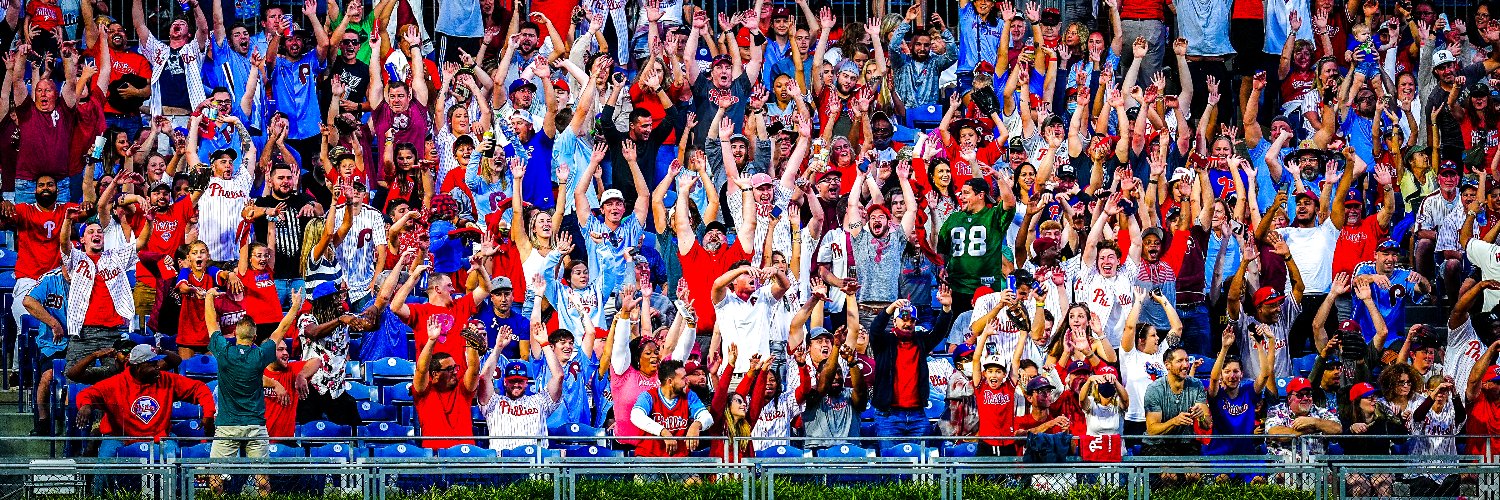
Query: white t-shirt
1276 220 1339 294
716 286 783 374
1084 395 1124 436
482 392 560 451
1066 257 1141 347
1117 347 1166 422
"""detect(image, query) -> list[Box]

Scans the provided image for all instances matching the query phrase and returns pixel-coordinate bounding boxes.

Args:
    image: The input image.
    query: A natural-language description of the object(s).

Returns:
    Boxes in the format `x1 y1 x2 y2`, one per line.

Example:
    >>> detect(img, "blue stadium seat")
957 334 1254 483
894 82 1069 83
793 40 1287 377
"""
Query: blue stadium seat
0 246 19 268
942 442 977 458
368 357 415 384
562 445 619 458
1275 377 1291 397
170 402 201 420
266 444 304 458
357 401 396 422
298 420 353 439
382 382 415 405
181 355 218 380
398 406 416 426
126 333 154 348
860 406 876 420
345 361 365 382
112 442 156 460
308 443 360 460
1327 443 1345 455
905 103 943 129
859 421 877 437
756 445 810 459
180 443 212 459
924 399 945 420
817 444 874 459
171 420 206 441
1293 354 1318 378
0 270 17 289
344 381 375 402
881 443 929 459
438 444 497 458
358 422 414 440
371 443 433 459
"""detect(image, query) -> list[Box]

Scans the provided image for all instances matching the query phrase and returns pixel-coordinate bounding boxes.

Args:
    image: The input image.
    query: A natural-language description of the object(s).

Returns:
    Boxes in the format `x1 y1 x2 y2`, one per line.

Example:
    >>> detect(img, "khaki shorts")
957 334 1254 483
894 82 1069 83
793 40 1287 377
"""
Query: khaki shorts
210 425 269 459
133 283 158 319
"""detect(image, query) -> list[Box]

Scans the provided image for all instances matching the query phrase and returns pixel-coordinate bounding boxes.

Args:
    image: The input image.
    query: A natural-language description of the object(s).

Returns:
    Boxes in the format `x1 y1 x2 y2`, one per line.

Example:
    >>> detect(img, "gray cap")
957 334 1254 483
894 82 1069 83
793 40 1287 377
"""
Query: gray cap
128 344 166 365
490 276 514 292
808 327 834 340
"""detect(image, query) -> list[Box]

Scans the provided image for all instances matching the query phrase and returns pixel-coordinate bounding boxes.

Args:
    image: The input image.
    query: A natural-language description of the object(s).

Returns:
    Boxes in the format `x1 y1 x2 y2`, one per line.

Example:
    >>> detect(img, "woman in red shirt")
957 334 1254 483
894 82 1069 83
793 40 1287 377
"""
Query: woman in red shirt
237 238 285 343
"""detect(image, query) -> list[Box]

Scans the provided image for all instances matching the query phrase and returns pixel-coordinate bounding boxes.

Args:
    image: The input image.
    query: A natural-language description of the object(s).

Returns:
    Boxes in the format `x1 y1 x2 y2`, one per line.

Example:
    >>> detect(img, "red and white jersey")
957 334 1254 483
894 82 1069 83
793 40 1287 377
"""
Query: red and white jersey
1447 320 1483 405
196 165 255 262
1065 257 1139 347
482 392 560 451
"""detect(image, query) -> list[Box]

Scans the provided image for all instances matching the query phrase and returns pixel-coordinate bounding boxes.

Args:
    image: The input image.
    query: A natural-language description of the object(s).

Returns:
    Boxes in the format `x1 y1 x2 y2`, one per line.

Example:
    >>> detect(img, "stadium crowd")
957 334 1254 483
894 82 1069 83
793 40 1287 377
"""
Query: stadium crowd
2 0 1500 493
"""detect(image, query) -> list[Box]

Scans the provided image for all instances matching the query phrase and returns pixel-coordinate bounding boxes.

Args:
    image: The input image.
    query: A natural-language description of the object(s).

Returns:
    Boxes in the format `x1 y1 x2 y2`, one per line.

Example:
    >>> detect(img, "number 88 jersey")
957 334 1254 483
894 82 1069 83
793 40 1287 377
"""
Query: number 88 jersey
938 205 1014 296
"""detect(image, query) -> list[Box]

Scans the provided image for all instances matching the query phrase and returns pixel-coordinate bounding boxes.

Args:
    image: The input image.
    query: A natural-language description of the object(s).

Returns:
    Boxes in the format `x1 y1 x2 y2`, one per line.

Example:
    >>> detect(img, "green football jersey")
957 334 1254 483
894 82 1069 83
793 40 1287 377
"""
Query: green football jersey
938 205 1014 295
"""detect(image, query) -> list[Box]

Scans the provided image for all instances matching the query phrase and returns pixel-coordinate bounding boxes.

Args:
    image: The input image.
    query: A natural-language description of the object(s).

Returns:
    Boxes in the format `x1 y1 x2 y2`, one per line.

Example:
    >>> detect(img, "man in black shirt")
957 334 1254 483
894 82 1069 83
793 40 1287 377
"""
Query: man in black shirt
241 163 323 307
323 30 370 113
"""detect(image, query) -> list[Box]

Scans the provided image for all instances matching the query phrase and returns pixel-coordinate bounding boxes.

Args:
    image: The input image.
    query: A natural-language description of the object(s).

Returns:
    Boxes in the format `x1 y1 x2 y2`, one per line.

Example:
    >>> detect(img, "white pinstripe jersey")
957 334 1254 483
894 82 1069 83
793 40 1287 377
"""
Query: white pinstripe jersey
332 203 388 301
197 164 255 261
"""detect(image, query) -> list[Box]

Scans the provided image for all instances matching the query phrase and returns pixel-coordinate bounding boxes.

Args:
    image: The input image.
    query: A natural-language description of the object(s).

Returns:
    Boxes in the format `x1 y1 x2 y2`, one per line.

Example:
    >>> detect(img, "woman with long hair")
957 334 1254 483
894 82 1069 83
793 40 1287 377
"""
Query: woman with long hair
706 344 769 461
383 137 434 213
1047 303 1116 367
1377 363 1422 422
1340 382 1410 496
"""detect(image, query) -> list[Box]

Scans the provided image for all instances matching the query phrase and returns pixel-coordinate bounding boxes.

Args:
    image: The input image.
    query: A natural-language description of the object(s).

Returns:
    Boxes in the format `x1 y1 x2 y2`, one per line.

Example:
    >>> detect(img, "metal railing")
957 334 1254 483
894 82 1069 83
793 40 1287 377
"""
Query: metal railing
4 434 1500 499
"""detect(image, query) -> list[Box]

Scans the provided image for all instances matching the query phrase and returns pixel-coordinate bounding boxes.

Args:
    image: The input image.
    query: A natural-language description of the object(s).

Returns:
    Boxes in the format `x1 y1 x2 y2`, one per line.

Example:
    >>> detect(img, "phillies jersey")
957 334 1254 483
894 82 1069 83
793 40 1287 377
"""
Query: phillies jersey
977 381 1017 446
76 371 216 442
263 361 308 439
13 202 78 279
481 392 559 451
634 388 697 458
197 165 255 262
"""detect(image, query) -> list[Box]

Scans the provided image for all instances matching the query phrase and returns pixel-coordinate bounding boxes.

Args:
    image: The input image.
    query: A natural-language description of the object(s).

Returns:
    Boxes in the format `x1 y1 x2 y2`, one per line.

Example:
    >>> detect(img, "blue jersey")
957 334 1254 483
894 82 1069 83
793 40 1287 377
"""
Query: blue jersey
30 270 70 356
1351 263 1426 344
206 37 265 132
1205 380 1260 456
271 51 326 140
533 352 599 429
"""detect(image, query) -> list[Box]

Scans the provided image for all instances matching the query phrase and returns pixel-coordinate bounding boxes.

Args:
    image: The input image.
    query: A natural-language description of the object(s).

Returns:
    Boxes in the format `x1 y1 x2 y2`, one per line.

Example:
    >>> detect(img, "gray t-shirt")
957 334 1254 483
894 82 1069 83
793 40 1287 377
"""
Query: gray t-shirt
853 227 908 303
1142 376 1207 446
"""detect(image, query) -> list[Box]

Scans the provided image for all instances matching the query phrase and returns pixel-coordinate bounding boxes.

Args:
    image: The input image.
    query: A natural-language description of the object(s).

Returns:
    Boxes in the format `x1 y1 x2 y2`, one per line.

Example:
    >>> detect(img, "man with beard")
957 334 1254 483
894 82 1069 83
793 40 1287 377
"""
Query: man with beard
0 176 81 341
79 0 152 134
1424 50 1494 163
676 165 754 337
128 183 196 321
1265 376 1340 458
687 5 762 146
891 3 957 109
209 0 264 131
262 337 321 440
797 292 868 449
330 181 387 308
131 0 209 117
264 2 332 167
603 73 673 207
939 178 1017 314
1275 186 1338 357
1133 226 1178 341
244 163 321 305
6 40 107 204
1227 231 1304 383
1415 162 1465 304
185 114 257 264
479 337 563 451
411 318 483 449
76 345 215 459
191 88 251 164
1142 347 1211 458
869 292 952 446
845 161 919 329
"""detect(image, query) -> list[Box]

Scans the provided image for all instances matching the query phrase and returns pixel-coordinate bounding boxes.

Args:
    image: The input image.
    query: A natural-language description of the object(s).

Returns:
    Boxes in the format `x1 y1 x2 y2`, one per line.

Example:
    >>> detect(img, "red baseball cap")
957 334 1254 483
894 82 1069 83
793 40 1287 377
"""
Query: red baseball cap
1348 382 1377 401
1253 287 1286 308
1285 377 1312 394
1095 365 1119 378
1337 319 1359 332
1485 365 1500 383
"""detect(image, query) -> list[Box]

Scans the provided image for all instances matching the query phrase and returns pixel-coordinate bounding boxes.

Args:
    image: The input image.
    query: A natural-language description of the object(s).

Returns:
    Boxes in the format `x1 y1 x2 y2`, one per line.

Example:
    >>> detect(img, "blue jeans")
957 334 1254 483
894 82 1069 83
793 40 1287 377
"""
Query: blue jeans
275 278 305 309
13 176 72 204
1179 303 1211 358
874 409 928 449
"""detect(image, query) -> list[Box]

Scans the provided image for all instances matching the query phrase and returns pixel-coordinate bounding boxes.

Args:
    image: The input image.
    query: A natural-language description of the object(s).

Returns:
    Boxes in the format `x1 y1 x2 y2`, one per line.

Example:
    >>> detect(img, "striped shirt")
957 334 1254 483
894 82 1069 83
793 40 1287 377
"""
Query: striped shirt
64 243 138 337
198 164 255 262
138 35 207 114
332 203 388 302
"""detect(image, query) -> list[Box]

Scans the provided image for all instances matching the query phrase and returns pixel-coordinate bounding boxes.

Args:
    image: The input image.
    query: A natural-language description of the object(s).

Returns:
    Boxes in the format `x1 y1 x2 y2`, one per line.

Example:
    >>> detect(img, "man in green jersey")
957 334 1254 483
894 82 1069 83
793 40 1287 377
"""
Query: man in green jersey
939 177 1017 313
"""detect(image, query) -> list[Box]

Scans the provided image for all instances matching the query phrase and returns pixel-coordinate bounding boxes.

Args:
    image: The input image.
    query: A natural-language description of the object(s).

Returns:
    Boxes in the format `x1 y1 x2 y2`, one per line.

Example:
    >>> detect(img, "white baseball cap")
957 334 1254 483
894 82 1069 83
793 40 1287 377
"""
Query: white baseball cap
1433 49 1457 67
600 189 625 204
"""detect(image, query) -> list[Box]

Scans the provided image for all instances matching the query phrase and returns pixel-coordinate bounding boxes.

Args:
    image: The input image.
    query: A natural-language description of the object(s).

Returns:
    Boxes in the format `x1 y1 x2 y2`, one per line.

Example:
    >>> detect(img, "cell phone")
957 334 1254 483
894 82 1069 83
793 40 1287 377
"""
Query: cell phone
612 72 626 85
770 206 784 218
203 107 218 121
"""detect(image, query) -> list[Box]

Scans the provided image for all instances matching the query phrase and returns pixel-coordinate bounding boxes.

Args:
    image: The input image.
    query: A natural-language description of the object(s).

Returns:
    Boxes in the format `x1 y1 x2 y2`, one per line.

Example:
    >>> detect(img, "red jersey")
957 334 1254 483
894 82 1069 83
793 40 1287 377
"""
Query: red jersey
81 254 125 328
239 268 282 325
263 361 308 439
407 300 479 372
84 47 153 115
174 267 221 346
943 141 1002 188
976 381 1017 446
144 198 197 256
635 389 693 458
1332 215 1383 278
26 2 63 30
679 241 750 335
413 384 476 449
76 371 215 442
13 202 77 279
1467 392 1500 455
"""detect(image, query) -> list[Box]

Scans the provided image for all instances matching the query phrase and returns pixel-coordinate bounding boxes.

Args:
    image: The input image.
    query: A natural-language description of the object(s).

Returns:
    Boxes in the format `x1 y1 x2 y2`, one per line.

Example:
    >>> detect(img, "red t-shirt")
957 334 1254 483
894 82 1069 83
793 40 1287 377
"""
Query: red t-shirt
977 381 1017 446
84 46 153 115
174 267 220 346
1120 0 1170 19
81 254 126 328
76 371 216 442
679 241 750 335
1281 70 1315 106
27 2 63 30
263 361 307 439
407 299 479 372
1332 215 1383 278
1467 392 1500 454
943 141 1002 188
892 341 923 409
144 198 197 256
1015 407 1062 434
239 268 282 325
13 202 76 280
413 384 476 449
